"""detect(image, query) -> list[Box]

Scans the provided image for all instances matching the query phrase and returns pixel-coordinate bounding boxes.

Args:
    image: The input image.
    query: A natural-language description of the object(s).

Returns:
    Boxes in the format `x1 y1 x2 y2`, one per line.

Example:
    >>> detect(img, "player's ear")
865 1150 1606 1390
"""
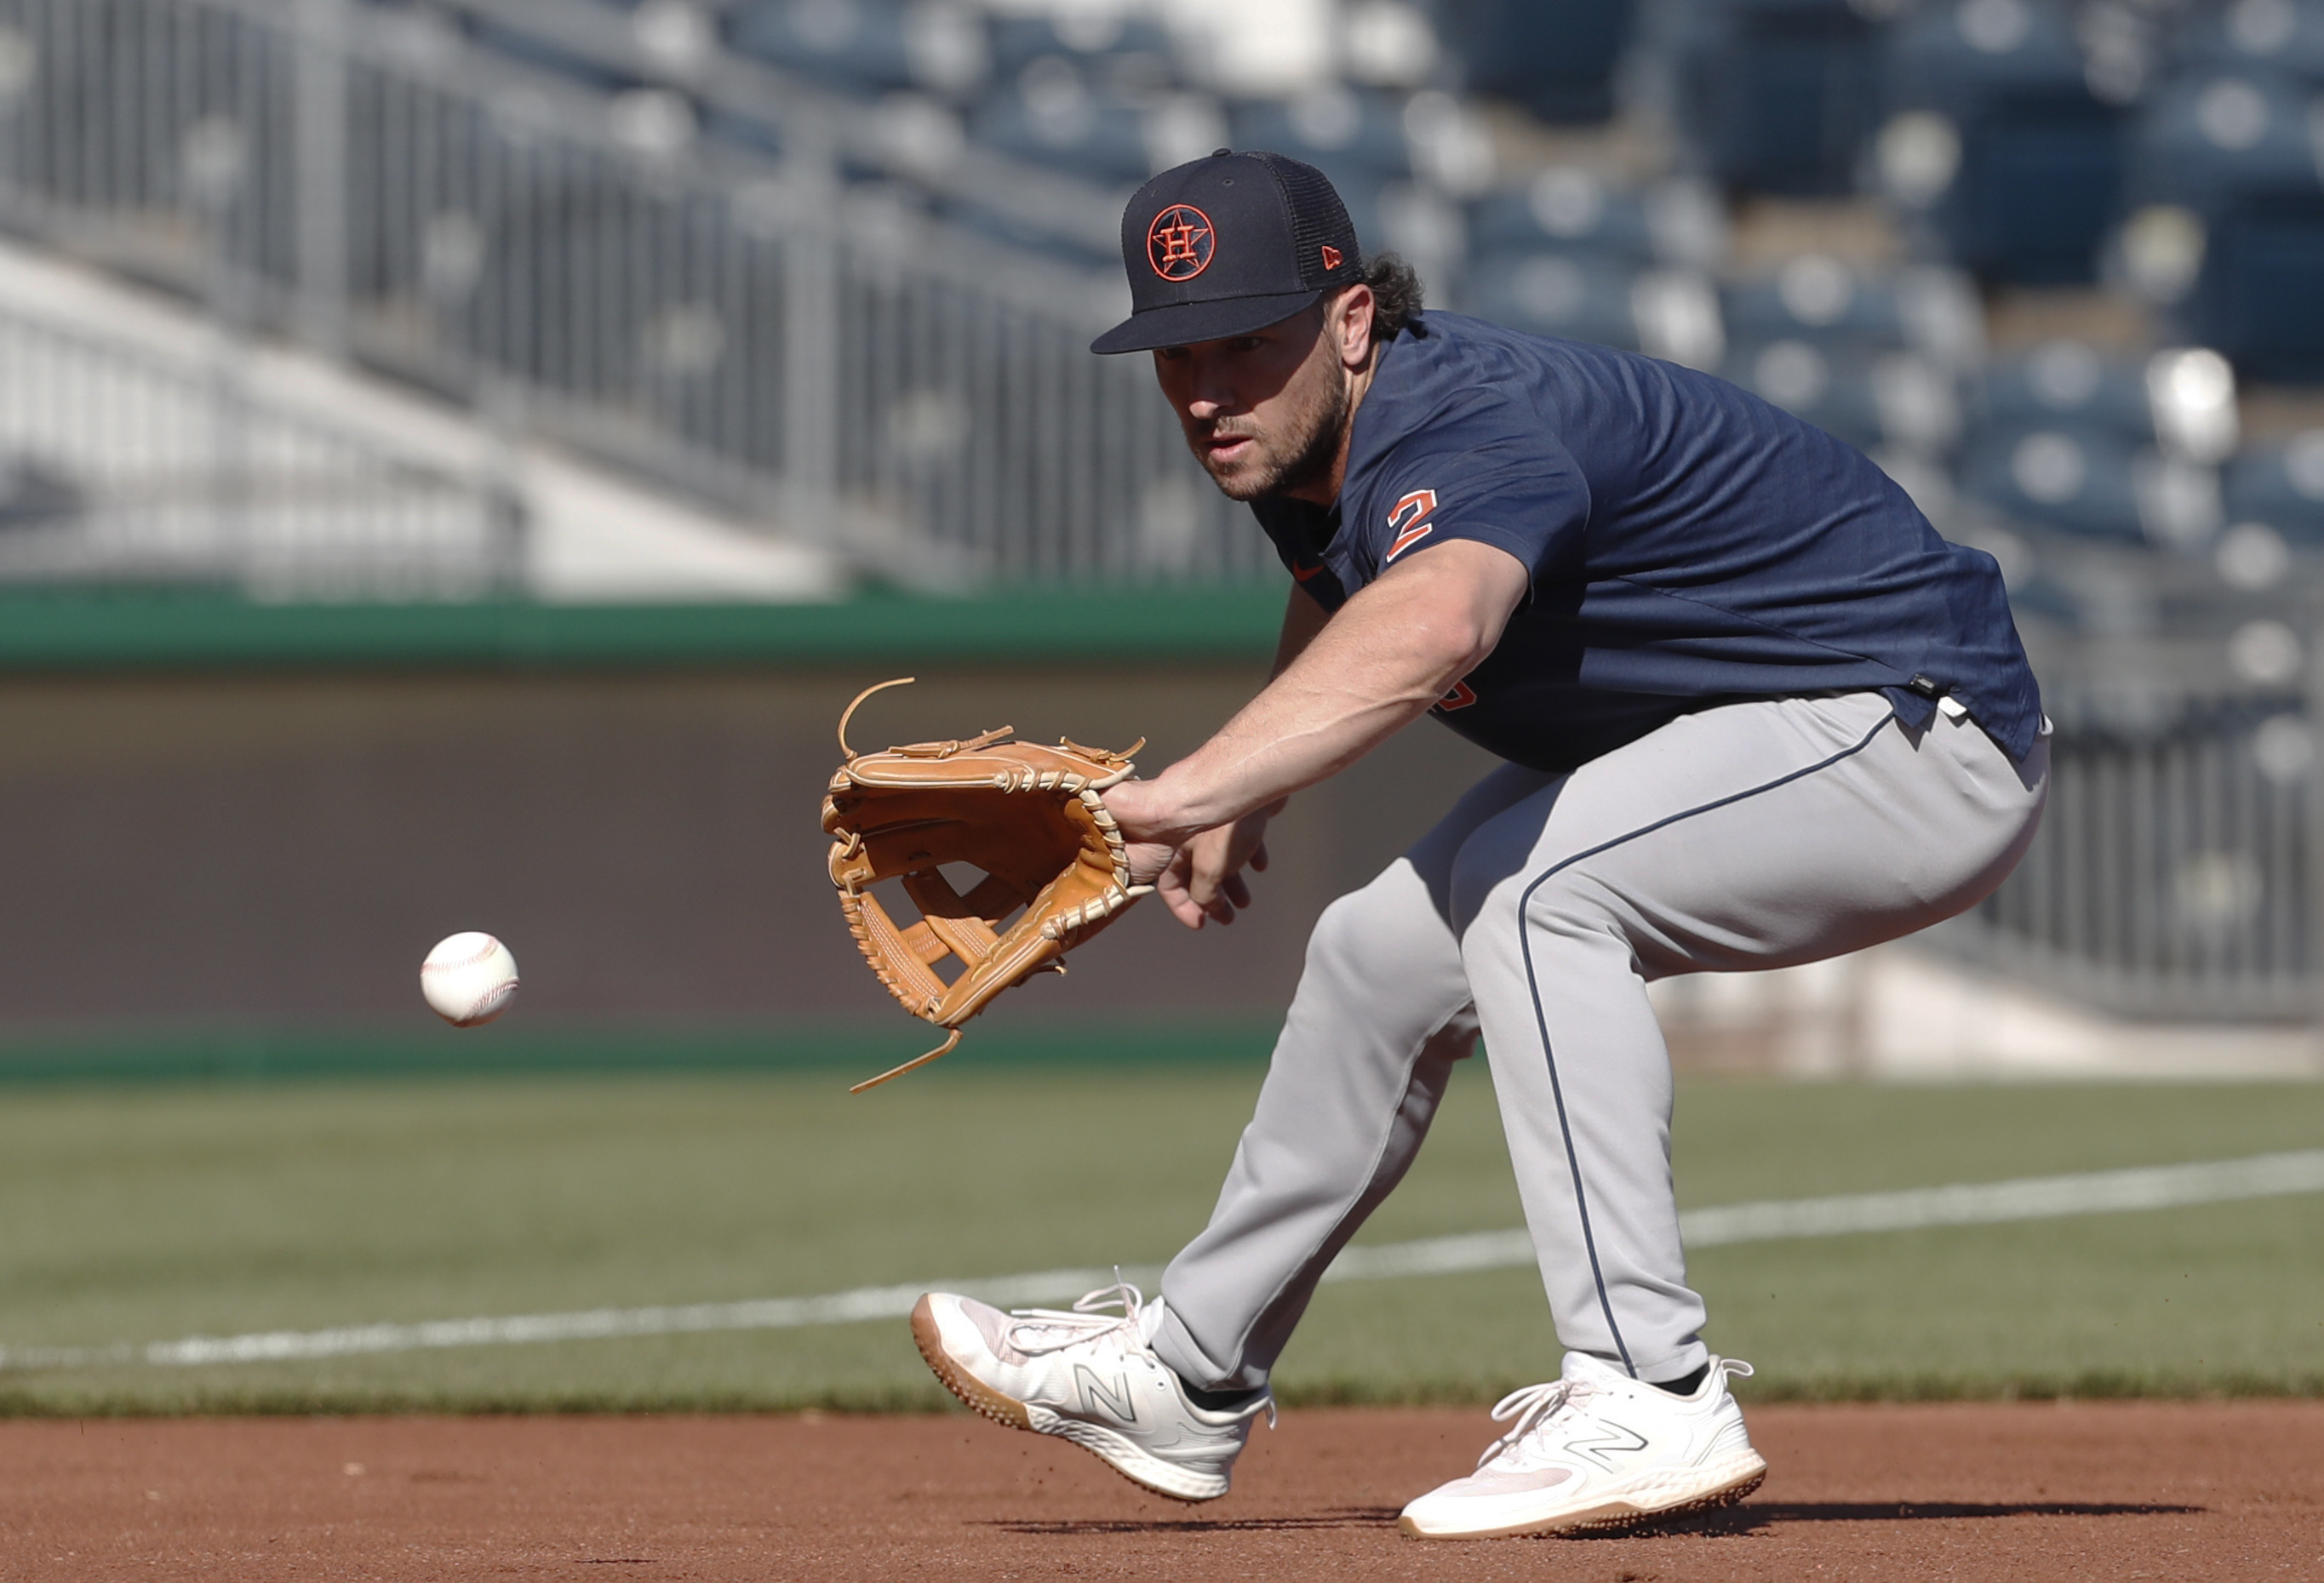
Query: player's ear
1332 284 1376 370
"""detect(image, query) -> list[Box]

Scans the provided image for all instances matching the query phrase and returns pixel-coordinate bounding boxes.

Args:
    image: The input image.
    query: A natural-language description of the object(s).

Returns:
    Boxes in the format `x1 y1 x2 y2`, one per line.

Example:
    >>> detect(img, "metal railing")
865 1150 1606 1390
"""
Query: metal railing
0 294 509 597
1938 623 2323 1022
0 0 1262 590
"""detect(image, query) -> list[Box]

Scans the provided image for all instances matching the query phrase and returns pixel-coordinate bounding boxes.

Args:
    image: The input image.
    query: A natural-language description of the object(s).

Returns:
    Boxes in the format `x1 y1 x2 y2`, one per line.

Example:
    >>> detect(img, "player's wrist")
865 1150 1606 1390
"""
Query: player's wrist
1113 768 1219 846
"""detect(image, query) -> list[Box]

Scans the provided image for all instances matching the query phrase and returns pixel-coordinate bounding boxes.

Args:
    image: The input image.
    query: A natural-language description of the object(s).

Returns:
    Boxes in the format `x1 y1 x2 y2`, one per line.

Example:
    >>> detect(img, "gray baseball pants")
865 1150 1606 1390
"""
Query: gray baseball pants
1150 690 2048 1392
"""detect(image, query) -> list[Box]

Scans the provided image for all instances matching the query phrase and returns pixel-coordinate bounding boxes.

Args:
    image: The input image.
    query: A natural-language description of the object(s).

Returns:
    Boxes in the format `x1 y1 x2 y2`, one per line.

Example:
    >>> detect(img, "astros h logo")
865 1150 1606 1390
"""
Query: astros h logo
1147 204 1215 281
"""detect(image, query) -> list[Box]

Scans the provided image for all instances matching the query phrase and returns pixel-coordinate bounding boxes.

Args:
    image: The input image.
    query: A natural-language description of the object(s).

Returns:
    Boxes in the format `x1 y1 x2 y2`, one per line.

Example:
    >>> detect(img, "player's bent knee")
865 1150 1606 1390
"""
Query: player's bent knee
1300 871 1456 991
1302 889 1410 985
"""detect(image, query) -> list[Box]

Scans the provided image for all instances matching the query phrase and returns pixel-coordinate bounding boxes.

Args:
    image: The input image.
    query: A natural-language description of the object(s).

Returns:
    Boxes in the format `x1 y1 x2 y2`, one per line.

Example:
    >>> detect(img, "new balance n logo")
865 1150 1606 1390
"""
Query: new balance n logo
1075 1365 1138 1423
1561 1420 1649 1470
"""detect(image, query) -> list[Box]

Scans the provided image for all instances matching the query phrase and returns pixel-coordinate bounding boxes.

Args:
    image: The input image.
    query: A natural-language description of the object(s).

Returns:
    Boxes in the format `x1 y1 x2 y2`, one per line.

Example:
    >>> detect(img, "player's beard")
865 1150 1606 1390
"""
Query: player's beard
1192 361 1351 502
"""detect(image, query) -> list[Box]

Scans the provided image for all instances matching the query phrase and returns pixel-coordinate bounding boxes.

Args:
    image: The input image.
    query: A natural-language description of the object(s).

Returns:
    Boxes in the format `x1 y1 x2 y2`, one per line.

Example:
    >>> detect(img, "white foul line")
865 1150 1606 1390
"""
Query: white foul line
1320 1147 2324 1281
6 1149 2321 1372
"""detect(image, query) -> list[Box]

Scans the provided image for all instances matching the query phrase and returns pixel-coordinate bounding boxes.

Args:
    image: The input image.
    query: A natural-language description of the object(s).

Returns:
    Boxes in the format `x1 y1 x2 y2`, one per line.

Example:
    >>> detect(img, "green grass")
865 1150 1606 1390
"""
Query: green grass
1 1068 2319 1414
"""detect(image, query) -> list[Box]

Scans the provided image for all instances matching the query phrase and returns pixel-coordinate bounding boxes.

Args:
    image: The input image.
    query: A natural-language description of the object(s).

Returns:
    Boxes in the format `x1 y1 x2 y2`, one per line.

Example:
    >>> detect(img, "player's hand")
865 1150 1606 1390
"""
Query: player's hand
1159 809 1275 929
1106 780 1277 929
1102 777 1185 886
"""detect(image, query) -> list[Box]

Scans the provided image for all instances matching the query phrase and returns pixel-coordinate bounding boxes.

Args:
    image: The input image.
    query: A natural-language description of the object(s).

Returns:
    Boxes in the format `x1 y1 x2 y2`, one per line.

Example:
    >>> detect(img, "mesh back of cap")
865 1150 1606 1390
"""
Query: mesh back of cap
1248 151 1362 289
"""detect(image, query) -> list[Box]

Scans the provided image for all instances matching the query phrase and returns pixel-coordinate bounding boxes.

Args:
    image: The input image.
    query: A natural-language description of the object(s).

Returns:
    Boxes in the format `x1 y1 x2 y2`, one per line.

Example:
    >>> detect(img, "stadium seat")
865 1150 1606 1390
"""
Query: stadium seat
1666 0 1884 197
1719 337 1964 456
1722 254 1909 348
1720 256 1984 374
2130 69 2319 220
2179 0 2324 89
984 10 1178 85
2124 69 2324 379
726 0 991 100
1978 339 2155 444
1721 338 1890 450
1468 168 1659 263
1465 250 1651 351
1880 0 2129 283
1465 250 1727 371
1228 86 1410 180
970 61 1146 186
2224 431 2324 544
970 56 1223 187
1960 422 2150 543
1719 254 1975 454
1432 0 1636 124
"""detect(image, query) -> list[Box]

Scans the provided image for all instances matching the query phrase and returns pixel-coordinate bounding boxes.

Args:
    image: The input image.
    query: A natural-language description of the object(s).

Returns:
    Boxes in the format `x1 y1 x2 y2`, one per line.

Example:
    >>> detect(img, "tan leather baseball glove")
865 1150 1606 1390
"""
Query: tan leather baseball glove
822 678 1152 1091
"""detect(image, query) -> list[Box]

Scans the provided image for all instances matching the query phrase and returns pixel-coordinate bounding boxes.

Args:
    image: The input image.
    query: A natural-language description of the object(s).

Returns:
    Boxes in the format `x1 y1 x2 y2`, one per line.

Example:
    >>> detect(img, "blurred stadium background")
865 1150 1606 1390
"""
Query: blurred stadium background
0 0 2318 1411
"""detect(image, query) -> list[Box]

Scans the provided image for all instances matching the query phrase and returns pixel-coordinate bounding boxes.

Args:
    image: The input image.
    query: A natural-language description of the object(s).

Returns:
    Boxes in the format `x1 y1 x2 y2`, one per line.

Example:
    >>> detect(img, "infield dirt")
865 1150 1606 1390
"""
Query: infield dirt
3 1402 2318 1580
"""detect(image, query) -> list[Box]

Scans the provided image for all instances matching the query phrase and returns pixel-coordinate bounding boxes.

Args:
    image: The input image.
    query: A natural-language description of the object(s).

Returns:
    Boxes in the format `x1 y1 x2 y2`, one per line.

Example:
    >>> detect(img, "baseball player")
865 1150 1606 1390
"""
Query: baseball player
911 151 2046 1539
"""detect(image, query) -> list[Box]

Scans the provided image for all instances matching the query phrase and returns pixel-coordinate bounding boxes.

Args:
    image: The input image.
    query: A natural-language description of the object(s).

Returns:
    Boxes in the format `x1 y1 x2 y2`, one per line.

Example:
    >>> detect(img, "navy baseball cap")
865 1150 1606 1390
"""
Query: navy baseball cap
1090 150 1364 355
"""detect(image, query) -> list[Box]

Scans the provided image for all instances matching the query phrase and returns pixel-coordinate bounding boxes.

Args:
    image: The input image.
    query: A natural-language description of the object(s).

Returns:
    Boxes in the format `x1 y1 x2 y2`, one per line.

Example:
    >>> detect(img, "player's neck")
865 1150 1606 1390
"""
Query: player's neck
1278 355 1377 509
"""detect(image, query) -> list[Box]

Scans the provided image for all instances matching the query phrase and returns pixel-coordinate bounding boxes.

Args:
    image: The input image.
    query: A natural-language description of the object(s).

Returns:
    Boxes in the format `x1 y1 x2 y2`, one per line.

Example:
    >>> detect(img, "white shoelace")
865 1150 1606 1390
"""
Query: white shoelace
1474 1358 1754 1469
1001 1278 1279 1428
1474 1377 1600 1469
1004 1277 1146 1357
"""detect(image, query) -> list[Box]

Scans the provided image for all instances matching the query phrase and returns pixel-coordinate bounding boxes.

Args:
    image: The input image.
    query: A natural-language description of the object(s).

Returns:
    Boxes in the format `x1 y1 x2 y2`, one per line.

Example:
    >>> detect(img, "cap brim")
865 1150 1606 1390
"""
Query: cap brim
1090 289 1324 355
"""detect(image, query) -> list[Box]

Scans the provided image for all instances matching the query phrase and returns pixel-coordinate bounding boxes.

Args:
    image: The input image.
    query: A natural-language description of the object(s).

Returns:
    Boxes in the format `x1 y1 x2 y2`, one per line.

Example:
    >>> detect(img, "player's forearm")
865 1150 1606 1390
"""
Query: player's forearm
1214 586 1331 828
1136 554 1511 838
1157 666 1447 833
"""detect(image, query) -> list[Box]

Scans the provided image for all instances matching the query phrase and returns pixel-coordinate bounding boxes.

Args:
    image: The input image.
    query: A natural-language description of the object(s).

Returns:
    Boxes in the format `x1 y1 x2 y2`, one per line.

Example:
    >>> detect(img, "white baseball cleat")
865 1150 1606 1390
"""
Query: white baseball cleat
911 1279 1274 1502
1398 1352 1766 1540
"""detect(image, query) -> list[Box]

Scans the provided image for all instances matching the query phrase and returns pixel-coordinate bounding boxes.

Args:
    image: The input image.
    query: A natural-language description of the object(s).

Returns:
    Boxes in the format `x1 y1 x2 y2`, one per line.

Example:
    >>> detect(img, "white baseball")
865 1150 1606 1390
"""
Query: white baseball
421 932 520 1026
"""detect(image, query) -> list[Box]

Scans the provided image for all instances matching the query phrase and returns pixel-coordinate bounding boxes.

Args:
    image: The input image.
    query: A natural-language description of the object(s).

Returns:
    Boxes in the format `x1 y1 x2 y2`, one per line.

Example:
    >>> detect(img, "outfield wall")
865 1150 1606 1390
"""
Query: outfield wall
0 592 1497 1051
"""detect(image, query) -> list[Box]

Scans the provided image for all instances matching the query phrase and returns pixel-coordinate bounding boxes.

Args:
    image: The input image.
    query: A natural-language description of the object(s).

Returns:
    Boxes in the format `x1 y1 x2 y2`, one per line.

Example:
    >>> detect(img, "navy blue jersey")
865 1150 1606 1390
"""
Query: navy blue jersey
1252 312 2041 772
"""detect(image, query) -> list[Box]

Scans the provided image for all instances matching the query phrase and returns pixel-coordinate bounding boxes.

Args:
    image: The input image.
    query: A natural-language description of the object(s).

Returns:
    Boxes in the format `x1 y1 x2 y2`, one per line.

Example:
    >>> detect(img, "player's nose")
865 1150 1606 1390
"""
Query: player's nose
1183 375 1242 419
1179 348 1244 413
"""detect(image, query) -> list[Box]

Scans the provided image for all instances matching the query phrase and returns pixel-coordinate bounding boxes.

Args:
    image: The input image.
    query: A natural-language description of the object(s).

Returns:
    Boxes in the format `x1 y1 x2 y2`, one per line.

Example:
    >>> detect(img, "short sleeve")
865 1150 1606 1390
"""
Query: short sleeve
1354 396 1589 585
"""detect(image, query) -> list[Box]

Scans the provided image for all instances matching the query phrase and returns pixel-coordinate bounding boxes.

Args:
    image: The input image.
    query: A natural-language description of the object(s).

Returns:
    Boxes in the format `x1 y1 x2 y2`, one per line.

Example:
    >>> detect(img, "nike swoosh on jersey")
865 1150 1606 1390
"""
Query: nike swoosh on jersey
1291 559 1327 582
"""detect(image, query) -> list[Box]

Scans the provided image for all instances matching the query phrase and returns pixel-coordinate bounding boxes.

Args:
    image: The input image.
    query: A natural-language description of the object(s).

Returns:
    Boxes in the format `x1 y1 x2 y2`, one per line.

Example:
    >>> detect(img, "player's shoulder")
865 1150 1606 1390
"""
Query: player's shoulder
1357 313 1688 454
1348 320 1582 500
1400 311 1760 424
1369 311 1550 401
1331 325 1594 576
1385 311 1675 388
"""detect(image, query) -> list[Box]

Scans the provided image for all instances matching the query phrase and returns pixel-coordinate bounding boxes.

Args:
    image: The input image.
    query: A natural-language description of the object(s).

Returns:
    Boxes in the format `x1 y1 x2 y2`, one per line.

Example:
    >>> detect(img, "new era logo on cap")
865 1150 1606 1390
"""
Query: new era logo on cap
1092 150 1363 355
